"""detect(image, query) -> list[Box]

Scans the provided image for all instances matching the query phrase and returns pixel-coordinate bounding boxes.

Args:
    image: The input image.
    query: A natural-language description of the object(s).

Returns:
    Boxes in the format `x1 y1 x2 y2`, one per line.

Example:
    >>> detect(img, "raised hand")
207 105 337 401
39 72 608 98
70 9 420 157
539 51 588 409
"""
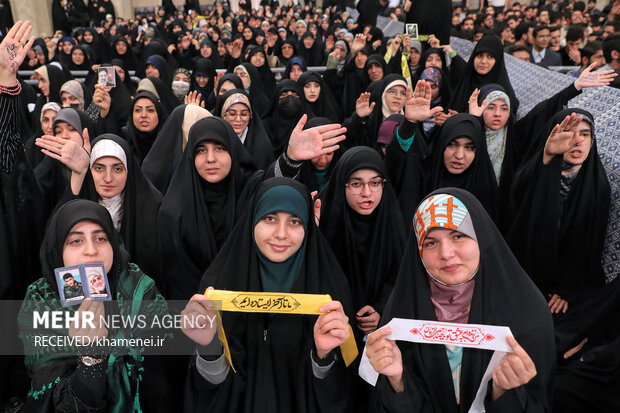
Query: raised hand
432 109 458 126
181 291 218 347
185 90 205 107
390 35 402 54
405 81 444 122
93 84 112 118
351 34 367 53
428 34 440 48
543 112 583 164
356 92 375 118
491 337 537 400
36 129 91 174
286 114 346 161
468 88 486 117
403 34 411 54
366 327 404 391
0 21 35 85
574 63 617 91
313 300 350 359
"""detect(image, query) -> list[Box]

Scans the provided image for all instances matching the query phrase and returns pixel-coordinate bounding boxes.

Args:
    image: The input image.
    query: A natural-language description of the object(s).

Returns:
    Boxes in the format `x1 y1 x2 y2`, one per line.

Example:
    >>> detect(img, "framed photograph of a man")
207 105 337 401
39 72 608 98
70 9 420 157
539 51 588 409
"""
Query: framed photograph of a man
82 263 111 300
98 66 116 88
406 23 419 41
54 265 85 307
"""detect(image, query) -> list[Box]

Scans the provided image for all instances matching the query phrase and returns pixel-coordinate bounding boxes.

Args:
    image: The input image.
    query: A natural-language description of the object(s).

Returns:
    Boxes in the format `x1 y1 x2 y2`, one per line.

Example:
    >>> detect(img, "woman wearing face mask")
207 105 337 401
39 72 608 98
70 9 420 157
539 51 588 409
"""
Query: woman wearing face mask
181 177 356 412
318 147 406 347
142 104 211 194
298 72 342 122
449 35 519 115
18 199 170 412
216 89 275 170
171 67 191 102
158 116 345 299
508 110 612 354
345 74 408 148
429 113 500 222
366 188 554 412
121 92 166 165
264 80 305 157
191 58 217 107
232 63 270 118
62 134 163 286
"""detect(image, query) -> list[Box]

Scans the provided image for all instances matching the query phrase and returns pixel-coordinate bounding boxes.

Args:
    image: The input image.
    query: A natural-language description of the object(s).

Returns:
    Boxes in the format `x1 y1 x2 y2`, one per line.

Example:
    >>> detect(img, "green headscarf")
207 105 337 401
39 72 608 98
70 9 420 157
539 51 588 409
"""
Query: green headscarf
252 185 308 293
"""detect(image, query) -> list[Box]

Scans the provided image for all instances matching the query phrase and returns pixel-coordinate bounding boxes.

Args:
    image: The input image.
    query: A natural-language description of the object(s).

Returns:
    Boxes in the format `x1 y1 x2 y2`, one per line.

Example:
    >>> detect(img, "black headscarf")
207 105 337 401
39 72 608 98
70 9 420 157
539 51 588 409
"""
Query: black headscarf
374 187 554 412
67 44 91 71
508 108 610 303
383 119 429 228
205 73 244 112
157 116 261 300
186 177 356 412
141 104 211 194
145 54 173 87
318 147 406 324
236 62 271 117
282 56 307 81
449 35 519 114
429 113 500 222
215 89 275 170
32 64 73 127
109 35 138 71
297 32 324 67
277 38 297 67
246 46 277 92
74 134 163 284
34 107 93 215
120 91 166 165
137 76 181 116
191 58 217 105
298 71 341 122
264 80 304 157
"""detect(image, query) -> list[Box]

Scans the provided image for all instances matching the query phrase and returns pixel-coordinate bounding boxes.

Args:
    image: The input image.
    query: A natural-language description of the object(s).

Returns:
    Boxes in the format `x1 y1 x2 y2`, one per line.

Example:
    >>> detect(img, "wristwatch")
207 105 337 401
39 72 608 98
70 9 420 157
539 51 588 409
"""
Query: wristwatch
79 355 106 366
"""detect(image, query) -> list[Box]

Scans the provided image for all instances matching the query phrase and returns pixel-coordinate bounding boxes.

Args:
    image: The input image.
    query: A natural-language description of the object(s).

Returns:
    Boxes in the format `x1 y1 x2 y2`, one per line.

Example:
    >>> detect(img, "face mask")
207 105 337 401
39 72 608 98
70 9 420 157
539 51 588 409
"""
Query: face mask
278 95 301 117
171 80 190 100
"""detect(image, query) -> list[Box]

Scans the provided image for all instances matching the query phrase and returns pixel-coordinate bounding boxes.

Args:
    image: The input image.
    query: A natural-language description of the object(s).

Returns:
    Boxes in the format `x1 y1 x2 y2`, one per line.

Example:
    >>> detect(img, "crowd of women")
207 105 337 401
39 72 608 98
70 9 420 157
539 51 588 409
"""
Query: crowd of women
0 0 619 410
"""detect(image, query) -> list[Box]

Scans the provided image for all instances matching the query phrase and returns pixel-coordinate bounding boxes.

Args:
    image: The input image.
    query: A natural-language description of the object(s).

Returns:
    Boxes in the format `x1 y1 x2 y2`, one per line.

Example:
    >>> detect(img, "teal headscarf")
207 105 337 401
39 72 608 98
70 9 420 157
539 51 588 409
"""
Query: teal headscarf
252 185 309 293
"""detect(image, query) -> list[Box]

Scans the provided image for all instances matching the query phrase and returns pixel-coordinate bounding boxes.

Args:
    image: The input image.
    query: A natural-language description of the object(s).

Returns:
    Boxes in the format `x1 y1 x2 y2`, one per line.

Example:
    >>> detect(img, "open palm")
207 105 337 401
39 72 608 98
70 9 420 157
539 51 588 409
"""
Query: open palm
286 114 347 161
405 81 443 122
0 21 34 80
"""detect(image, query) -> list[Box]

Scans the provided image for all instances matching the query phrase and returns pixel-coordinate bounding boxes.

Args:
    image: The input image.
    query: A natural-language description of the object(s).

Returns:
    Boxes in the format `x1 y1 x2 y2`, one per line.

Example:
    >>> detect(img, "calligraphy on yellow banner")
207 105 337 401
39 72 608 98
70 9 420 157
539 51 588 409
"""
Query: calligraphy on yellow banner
205 289 359 369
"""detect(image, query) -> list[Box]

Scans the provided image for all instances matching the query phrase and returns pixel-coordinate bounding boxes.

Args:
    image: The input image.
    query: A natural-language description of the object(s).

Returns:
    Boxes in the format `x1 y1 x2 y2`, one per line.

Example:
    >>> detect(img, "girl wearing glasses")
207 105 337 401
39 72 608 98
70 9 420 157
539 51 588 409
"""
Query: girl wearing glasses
318 147 406 345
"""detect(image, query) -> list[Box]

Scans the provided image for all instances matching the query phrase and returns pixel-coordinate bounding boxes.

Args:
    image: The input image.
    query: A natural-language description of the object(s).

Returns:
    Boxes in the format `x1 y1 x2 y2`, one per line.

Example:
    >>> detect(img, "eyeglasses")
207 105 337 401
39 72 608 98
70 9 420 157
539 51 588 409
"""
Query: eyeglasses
386 88 407 97
224 110 250 119
344 178 386 194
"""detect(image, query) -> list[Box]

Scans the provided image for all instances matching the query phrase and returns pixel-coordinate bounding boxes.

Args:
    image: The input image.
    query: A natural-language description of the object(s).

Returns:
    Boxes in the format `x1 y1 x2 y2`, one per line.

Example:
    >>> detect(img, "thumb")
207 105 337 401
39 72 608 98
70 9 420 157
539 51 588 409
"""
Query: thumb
82 128 91 153
369 102 376 110
314 199 321 227
293 114 308 135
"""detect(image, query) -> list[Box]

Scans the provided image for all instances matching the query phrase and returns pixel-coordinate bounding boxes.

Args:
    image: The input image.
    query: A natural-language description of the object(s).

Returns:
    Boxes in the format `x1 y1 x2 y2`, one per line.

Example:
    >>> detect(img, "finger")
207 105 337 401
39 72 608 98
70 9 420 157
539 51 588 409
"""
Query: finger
357 305 374 316
24 35 35 53
292 113 308 135
429 106 444 118
506 337 535 371
19 24 33 46
82 128 90 150
314 123 345 134
14 21 30 43
321 135 346 148
548 294 558 306
366 327 392 347
6 21 21 40
319 300 344 314
562 300 568 313
310 190 318 199
583 62 596 74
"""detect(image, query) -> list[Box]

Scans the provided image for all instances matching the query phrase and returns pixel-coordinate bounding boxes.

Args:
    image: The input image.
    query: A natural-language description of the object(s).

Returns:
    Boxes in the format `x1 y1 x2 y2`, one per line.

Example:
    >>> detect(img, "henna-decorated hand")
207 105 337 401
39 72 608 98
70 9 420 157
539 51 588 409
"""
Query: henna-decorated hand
0 21 35 85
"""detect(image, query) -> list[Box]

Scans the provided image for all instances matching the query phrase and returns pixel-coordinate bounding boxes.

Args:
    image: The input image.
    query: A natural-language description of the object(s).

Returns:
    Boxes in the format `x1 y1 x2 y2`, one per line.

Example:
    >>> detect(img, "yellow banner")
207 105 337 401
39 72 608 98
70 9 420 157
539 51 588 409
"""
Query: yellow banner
205 289 359 368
